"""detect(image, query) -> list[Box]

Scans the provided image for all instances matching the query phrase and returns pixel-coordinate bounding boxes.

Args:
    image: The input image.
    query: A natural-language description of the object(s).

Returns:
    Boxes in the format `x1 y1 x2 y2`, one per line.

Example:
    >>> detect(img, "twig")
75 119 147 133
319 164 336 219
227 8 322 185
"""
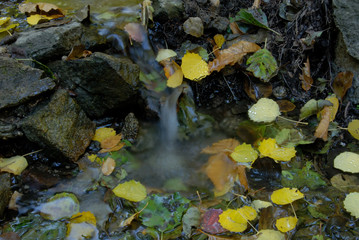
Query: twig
22 149 43 157
277 116 308 125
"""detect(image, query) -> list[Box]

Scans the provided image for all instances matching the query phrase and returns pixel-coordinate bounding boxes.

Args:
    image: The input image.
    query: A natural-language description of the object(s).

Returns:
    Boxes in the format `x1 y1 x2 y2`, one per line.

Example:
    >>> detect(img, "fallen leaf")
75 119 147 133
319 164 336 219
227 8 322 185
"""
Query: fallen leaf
201 209 227 234
314 106 330 141
8 191 23 211
70 211 96 225
214 34 225 49
0 17 10 26
18 3 37 14
113 180 147 202
332 71 353 100
257 229 285 240
37 2 65 15
181 52 209 81
251 200 273 212
299 99 332 120
0 156 28 175
218 206 257 232
208 41 260 73
299 58 313 91
237 165 249 191
92 127 116 142
230 143 258 163
167 67 183 88
246 49 278 82
271 188 304 205
100 134 122 149
40 193 80 220
202 138 239 154
334 152 359 173
348 119 359 140
124 22 146 43
121 202 148 227
0 23 19 34
276 100 296 112
182 207 201 237
258 138 296 162
330 174 359 193
244 78 272 101
156 49 177 62
275 216 297 232
236 8 275 33
101 157 116 176
66 45 92 60
67 212 97 239
248 98 280 123
229 22 243 34
343 192 359 218
26 14 51 25
324 95 339 122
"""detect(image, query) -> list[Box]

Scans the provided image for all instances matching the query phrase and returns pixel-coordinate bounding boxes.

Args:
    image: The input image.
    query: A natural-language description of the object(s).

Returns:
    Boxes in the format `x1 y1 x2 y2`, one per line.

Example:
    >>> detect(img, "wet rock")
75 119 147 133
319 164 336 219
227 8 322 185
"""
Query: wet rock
153 0 184 20
11 22 105 61
121 113 139 143
49 52 140 118
0 57 56 110
183 17 204 38
0 173 12 217
21 89 95 161
0 121 23 140
273 86 288 99
333 0 359 61
208 16 229 33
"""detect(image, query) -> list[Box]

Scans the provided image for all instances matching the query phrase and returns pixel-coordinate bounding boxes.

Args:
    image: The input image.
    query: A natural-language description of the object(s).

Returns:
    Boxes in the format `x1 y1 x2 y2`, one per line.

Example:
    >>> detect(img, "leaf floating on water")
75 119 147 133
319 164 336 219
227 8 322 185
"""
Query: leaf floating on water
334 152 359 173
181 52 209 81
299 58 313 91
343 192 359 218
275 216 297 232
230 143 258 163
0 156 28 175
248 98 280 123
246 49 278 82
332 71 353 101
271 187 304 205
113 180 147 202
257 229 285 240
258 138 296 161
348 119 359 140
208 41 260 73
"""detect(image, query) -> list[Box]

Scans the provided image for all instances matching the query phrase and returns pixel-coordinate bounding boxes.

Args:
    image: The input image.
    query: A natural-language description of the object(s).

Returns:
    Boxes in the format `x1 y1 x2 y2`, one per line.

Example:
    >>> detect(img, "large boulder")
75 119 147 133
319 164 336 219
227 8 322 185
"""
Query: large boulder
0 57 56 110
11 22 105 61
21 89 95 161
49 52 140 118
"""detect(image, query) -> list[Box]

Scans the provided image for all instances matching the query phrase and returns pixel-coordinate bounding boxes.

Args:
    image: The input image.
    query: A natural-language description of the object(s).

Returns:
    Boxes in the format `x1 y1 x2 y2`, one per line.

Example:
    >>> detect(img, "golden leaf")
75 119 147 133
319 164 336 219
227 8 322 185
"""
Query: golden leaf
218 206 257 232
214 34 225 49
112 180 147 202
100 134 122 149
92 128 116 142
348 119 359 140
258 138 296 161
275 216 298 232
271 187 304 205
0 156 28 175
248 98 280 123
202 138 240 154
230 143 258 163
181 52 209 81
101 157 116 176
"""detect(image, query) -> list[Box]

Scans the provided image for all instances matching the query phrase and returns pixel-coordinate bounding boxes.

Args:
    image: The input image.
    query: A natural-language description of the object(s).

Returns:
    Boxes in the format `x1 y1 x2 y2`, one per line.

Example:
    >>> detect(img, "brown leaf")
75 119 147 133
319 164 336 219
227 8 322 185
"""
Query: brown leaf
332 71 353 100
66 45 92 60
237 165 249 191
19 2 64 16
101 157 116 176
299 58 313 91
244 78 272 101
276 100 296 112
101 134 122 149
124 22 146 43
204 153 238 193
99 142 125 153
314 106 330 141
208 41 261 73
201 209 227 234
229 22 243 34
201 138 239 154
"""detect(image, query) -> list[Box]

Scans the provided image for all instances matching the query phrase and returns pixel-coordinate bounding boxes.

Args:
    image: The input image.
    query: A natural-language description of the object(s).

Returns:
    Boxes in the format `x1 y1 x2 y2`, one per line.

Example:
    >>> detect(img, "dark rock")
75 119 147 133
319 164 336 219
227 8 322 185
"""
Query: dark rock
208 16 229 33
333 0 359 60
21 89 95 161
153 0 184 20
0 57 56 110
0 121 23 140
49 52 140 118
0 173 12 217
11 22 105 61
121 113 139 143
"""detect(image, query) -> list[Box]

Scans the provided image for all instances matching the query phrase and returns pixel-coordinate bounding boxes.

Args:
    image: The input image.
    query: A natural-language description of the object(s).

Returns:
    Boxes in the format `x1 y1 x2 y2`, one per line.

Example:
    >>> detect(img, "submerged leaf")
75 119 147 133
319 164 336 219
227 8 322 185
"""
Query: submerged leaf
334 152 359 173
113 180 147 202
181 52 209 80
332 71 353 100
246 49 278 82
275 216 297 232
40 193 80 220
201 209 227 234
258 138 296 161
271 188 304 205
248 98 280 123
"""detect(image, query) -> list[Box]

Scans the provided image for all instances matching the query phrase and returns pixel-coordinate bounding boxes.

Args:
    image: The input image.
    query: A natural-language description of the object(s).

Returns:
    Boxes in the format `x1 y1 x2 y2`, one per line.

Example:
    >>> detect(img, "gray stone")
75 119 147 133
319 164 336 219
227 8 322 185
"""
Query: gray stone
183 17 204 38
153 0 184 20
0 173 11 218
12 22 105 61
333 0 359 60
0 57 56 110
121 113 139 143
208 16 229 33
21 89 95 161
49 52 140 118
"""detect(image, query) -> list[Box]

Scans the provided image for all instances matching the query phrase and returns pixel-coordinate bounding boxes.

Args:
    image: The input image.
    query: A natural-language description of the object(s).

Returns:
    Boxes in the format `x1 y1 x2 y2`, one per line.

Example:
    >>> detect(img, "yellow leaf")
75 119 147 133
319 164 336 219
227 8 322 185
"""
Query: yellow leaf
167 68 184 88
258 138 296 162
92 127 116 142
202 138 239 154
251 200 273 212
275 216 297 232
230 143 258 163
348 119 359 140
0 23 19 33
26 14 49 25
334 151 359 173
257 229 285 240
248 98 280 123
325 95 339 122
70 211 96 225
271 187 304 205
181 52 209 81
156 49 177 62
343 192 359 218
99 142 125 153
0 17 10 26
218 206 257 232
113 180 147 202
87 154 101 164
0 156 28 175
101 157 116 176
238 206 257 220
214 34 225 49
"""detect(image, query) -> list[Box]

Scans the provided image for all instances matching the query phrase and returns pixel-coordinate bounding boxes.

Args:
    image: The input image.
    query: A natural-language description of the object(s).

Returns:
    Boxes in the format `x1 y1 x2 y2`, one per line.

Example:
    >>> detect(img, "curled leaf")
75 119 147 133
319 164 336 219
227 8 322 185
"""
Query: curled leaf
0 156 28 175
299 58 313 91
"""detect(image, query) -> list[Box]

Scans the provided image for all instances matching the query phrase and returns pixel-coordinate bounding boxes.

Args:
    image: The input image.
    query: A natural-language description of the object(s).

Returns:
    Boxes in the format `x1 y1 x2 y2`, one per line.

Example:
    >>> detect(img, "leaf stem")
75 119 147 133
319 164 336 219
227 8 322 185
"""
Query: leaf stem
277 116 308 125
290 202 297 219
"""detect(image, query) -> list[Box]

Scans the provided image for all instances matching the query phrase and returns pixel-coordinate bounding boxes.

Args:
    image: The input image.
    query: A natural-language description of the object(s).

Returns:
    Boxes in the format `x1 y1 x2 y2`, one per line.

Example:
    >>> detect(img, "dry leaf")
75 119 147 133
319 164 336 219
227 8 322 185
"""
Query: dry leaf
162 60 183 88
66 45 92 60
332 71 353 101
276 100 296 112
8 191 23 211
244 79 272 101
299 58 313 91
202 138 239 154
101 157 116 176
100 134 122 149
314 106 330 141
229 22 243 34
208 41 260 73
237 165 249 191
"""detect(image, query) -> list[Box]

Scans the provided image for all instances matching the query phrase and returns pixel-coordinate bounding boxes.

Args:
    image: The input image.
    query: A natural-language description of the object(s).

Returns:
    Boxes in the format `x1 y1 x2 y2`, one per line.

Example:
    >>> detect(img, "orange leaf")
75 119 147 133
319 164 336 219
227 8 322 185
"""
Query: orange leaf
101 157 116 176
332 71 353 101
201 138 240 155
101 134 122 149
299 58 313 91
66 45 92 60
208 41 260 73
204 153 238 193
314 106 330 141
99 142 125 153
276 100 296 112
237 165 249 191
